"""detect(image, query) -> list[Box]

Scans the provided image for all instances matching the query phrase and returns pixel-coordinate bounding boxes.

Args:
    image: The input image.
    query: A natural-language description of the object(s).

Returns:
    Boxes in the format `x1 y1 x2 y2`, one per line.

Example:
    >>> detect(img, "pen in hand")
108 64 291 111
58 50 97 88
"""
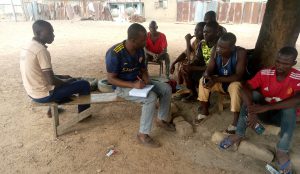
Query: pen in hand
134 75 145 89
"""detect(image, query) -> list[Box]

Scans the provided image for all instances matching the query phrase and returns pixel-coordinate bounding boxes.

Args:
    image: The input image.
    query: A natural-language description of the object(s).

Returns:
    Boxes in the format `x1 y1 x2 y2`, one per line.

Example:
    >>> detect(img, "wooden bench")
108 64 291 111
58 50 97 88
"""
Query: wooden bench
216 92 231 112
31 93 125 138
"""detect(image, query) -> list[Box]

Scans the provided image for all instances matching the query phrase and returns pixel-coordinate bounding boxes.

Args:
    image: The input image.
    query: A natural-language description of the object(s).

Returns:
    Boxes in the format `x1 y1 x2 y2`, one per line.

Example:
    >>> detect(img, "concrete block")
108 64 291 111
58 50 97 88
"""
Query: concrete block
175 120 193 137
170 102 179 115
238 141 274 163
290 152 300 173
263 125 280 136
173 116 185 124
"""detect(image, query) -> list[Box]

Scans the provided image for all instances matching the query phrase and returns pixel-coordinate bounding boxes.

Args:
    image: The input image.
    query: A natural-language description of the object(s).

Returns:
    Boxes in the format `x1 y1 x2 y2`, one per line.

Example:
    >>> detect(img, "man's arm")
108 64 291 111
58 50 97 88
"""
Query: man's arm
144 48 156 57
214 47 247 83
170 52 187 74
42 70 69 87
266 92 300 110
107 72 145 89
158 48 167 56
248 92 300 115
141 68 150 84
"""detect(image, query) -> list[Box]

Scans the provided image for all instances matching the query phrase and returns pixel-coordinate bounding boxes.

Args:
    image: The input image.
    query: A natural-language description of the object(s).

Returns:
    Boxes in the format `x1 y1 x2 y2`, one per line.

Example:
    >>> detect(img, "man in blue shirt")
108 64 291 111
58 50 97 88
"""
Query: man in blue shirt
196 33 247 135
105 23 175 148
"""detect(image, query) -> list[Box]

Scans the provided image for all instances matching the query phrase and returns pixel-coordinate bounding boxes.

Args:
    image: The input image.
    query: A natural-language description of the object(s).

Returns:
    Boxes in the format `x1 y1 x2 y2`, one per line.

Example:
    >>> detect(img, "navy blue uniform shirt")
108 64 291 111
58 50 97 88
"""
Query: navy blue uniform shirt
106 41 147 83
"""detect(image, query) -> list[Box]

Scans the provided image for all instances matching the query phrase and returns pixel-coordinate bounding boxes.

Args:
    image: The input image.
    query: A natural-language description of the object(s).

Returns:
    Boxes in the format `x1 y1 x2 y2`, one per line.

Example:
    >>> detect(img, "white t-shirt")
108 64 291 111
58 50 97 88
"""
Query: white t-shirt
20 40 54 98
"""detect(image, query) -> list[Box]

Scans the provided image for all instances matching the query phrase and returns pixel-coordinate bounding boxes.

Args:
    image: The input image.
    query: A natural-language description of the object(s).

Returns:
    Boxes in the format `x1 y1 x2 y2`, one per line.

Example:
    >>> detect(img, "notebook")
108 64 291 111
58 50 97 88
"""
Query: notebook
129 85 154 98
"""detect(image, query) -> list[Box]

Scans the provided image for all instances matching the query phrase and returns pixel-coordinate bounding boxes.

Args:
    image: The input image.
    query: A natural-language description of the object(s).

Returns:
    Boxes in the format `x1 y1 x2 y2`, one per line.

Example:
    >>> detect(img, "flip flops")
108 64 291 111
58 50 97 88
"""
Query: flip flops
219 136 241 150
277 160 292 174
219 136 234 149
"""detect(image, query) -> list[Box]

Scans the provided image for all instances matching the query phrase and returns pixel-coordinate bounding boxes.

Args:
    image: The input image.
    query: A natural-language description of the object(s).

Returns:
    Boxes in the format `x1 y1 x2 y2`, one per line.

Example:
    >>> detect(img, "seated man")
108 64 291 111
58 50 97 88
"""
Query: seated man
105 23 175 148
179 21 220 102
220 47 299 174
196 33 247 134
20 20 90 116
204 11 227 37
170 22 206 98
145 21 170 79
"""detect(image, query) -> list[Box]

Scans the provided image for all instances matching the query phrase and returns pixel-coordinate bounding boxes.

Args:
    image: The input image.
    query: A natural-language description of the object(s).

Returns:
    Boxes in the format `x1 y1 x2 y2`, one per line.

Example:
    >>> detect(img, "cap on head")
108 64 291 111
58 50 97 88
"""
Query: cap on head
219 32 236 46
127 23 147 40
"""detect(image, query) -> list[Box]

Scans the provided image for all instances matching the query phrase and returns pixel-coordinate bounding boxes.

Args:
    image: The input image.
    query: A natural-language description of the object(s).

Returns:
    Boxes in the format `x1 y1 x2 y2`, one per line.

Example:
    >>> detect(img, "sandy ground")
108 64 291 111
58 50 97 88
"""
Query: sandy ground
0 21 299 174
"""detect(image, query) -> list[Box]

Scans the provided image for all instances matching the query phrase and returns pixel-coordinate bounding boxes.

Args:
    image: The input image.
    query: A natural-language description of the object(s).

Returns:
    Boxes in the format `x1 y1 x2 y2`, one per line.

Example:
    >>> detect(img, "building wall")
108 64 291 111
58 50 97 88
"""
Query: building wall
143 0 177 22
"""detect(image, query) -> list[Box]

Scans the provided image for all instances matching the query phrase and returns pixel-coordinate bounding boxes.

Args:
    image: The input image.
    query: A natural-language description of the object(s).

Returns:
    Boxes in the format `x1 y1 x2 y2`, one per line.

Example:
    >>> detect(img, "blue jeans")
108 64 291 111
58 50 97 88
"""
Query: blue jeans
31 80 91 113
236 91 296 152
115 80 172 134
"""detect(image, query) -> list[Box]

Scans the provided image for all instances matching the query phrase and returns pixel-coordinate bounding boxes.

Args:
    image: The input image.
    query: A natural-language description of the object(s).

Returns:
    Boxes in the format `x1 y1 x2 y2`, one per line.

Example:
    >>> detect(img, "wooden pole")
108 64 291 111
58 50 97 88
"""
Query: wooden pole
10 0 17 22
20 0 28 21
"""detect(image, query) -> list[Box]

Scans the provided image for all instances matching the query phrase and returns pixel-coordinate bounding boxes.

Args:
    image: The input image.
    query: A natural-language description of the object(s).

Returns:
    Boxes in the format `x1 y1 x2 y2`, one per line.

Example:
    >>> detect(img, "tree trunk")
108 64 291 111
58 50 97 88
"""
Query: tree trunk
254 0 300 68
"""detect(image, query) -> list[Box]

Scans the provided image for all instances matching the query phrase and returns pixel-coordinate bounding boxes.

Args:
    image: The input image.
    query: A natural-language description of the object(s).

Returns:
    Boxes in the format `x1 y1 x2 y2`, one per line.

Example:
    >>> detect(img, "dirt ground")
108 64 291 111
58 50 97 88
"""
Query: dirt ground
0 21 299 174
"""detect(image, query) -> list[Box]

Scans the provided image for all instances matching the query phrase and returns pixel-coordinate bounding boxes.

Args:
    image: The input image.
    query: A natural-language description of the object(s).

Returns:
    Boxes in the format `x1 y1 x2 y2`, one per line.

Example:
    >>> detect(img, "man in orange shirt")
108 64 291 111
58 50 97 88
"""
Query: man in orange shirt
145 21 170 79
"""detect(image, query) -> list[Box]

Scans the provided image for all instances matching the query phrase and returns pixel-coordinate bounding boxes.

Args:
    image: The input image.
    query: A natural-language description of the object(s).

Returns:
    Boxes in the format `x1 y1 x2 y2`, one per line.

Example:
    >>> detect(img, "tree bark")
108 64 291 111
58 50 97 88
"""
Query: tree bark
254 0 300 68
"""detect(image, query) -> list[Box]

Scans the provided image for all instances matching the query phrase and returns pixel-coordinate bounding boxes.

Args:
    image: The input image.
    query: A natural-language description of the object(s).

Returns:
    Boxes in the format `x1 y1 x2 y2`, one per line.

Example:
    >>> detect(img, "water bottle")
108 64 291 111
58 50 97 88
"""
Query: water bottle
254 122 265 135
265 164 280 174
245 115 265 135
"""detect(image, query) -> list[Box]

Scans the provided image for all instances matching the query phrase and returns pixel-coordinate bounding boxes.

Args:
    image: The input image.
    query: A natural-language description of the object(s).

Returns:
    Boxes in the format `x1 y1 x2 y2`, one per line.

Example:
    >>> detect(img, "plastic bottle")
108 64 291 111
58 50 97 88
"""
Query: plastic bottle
245 114 265 135
265 164 280 174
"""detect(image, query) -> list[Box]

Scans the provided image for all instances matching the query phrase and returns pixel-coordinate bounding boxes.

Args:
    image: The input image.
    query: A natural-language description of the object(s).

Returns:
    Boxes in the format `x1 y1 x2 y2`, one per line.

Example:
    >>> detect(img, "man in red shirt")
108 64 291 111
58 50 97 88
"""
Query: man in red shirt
145 21 170 79
220 47 299 174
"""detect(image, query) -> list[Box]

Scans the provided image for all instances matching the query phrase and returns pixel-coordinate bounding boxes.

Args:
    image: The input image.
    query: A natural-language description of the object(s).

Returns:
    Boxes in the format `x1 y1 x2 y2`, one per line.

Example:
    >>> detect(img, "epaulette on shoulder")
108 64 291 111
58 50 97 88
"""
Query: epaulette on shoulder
113 43 124 53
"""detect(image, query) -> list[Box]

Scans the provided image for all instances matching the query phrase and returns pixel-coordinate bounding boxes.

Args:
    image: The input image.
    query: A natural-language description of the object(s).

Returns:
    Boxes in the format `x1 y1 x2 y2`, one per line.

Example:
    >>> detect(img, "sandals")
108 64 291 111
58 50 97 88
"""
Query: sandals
137 135 161 148
277 159 292 174
219 135 242 150
219 136 234 149
193 113 208 125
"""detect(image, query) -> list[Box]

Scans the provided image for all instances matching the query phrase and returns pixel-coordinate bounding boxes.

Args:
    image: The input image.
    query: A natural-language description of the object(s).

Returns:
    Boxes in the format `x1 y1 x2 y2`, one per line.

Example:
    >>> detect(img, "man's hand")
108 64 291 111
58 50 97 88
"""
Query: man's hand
247 113 258 129
143 76 150 85
185 34 194 41
170 64 176 74
203 76 215 89
133 80 146 89
248 104 271 115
